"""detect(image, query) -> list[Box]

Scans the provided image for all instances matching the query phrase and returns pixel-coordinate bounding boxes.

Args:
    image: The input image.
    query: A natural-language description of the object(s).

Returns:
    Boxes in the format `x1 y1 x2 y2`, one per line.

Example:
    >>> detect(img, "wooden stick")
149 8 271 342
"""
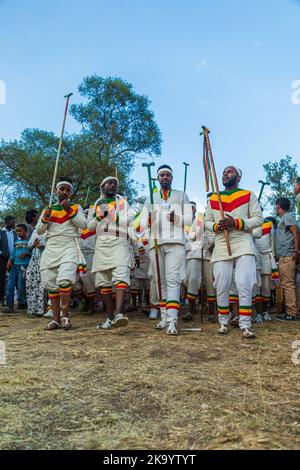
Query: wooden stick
49 93 73 207
202 126 232 256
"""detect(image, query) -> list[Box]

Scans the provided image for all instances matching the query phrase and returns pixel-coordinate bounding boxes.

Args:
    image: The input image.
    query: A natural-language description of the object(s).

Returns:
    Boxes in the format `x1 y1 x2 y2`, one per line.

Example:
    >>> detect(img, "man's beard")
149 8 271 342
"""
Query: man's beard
223 176 237 188
104 189 116 197
160 181 171 190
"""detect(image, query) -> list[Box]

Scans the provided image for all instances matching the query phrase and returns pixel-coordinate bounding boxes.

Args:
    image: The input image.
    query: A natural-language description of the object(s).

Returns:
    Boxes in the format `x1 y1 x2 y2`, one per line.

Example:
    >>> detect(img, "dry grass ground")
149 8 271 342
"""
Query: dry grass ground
0 309 300 450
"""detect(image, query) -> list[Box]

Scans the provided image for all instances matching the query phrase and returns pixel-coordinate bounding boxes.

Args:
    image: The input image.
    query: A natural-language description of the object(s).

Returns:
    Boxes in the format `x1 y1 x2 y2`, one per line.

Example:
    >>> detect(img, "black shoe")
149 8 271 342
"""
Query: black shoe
286 315 297 321
182 312 193 321
274 313 287 322
3 307 15 314
17 303 27 310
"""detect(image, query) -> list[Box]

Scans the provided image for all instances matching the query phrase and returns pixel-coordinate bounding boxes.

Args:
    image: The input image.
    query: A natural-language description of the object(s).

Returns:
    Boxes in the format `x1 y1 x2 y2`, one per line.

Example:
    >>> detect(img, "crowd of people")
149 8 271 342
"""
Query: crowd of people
0 167 299 338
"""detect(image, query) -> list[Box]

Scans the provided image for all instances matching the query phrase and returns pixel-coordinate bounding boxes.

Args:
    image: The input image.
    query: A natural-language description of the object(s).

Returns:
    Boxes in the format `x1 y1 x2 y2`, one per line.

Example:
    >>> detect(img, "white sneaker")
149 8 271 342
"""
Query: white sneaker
263 312 272 321
97 318 112 330
256 313 263 323
111 313 128 328
156 318 167 329
242 328 256 339
218 324 229 335
149 308 158 320
166 320 177 335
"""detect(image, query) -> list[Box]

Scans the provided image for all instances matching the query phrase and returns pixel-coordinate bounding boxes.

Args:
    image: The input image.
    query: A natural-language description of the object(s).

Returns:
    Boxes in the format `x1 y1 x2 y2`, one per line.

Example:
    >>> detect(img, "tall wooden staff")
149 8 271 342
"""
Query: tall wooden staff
201 126 232 256
49 93 73 207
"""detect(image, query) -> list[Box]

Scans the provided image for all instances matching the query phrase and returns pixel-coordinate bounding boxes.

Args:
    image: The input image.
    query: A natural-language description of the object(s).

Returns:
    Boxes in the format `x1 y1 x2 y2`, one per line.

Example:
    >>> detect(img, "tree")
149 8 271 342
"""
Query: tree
70 75 162 165
262 155 298 215
0 75 162 221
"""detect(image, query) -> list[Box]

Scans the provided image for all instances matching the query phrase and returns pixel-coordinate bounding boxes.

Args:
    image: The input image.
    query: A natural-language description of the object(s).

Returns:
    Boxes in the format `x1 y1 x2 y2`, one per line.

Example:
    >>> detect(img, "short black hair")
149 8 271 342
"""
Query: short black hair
276 197 291 211
296 177 300 184
16 223 27 232
58 176 73 185
25 209 39 224
4 215 15 224
157 164 173 174
190 201 196 206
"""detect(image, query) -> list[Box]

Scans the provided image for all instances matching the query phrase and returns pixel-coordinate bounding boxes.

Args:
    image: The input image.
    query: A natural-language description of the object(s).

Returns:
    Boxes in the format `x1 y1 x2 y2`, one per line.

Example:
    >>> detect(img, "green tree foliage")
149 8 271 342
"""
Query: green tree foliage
70 75 161 161
0 76 162 222
262 155 298 215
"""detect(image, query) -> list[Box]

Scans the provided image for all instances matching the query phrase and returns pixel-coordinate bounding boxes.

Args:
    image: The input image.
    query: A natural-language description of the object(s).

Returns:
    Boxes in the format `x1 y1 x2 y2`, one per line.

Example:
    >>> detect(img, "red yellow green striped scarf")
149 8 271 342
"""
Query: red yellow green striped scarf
80 228 96 239
42 203 78 224
262 220 273 236
210 189 251 212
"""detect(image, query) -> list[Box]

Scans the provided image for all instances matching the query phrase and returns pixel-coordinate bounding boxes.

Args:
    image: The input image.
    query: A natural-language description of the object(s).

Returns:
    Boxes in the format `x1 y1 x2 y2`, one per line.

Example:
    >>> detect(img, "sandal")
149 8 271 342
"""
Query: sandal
61 316 72 330
44 320 61 331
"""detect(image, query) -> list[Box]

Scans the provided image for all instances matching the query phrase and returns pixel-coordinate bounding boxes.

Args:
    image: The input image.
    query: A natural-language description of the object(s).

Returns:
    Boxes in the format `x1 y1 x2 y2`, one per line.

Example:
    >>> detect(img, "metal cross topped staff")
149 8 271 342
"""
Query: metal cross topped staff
49 93 73 208
183 162 190 193
142 162 162 303
201 126 232 256
258 180 270 202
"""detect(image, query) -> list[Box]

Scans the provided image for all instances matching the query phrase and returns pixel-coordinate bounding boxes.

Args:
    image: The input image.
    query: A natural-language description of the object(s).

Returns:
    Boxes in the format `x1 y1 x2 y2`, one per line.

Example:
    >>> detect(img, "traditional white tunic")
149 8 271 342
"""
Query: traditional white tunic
37 204 86 269
205 188 263 330
36 203 87 289
88 195 134 273
205 189 263 262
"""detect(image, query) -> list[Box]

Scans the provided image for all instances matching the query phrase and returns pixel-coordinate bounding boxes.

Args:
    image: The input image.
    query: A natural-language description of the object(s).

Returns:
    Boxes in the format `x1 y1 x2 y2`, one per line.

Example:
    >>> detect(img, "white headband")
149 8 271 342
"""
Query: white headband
228 166 242 178
56 181 73 192
157 167 173 177
100 176 119 190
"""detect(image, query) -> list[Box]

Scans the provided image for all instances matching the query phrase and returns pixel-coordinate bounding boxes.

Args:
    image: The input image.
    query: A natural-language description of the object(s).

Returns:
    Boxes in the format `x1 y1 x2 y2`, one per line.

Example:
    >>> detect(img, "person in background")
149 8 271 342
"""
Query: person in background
294 177 300 220
0 216 17 306
274 197 299 321
26 228 47 317
4 223 31 313
25 209 39 240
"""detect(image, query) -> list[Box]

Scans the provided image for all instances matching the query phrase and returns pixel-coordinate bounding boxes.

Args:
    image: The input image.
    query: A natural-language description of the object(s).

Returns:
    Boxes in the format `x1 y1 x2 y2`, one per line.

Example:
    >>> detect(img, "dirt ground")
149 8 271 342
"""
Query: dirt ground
0 308 300 450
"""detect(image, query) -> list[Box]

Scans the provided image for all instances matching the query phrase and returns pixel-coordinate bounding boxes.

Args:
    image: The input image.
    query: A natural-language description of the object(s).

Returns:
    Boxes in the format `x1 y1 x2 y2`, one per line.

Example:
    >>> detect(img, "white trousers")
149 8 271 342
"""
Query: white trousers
148 265 159 308
186 258 202 299
261 274 272 300
41 262 78 290
213 255 256 330
203 259 216 301
150 244 186 321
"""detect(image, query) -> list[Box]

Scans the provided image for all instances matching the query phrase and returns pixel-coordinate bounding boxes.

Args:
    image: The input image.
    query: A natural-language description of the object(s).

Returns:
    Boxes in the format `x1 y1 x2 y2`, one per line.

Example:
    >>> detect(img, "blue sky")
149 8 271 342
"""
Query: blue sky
0 0 299 210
